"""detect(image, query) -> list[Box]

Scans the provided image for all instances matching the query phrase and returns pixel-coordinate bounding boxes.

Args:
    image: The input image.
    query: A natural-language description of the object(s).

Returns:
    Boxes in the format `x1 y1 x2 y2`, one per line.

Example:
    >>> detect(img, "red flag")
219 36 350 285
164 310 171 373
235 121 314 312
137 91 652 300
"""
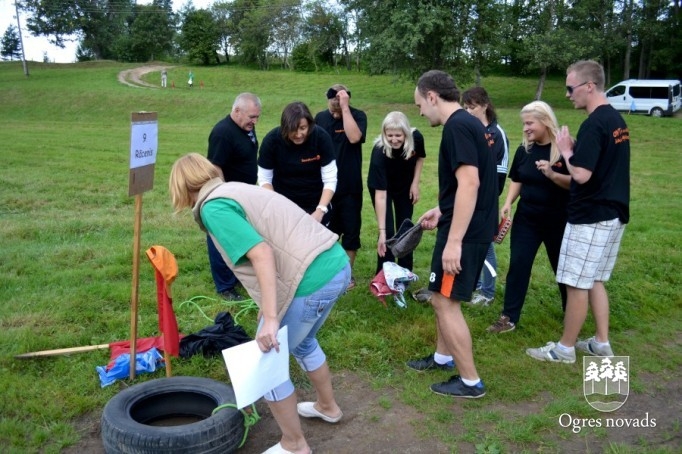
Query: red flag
146 246 180 357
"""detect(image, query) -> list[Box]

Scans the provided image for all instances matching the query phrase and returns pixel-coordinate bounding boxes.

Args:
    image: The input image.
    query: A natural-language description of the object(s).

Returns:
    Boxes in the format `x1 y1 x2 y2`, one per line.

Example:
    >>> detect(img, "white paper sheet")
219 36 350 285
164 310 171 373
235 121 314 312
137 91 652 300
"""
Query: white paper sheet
222 325 289 409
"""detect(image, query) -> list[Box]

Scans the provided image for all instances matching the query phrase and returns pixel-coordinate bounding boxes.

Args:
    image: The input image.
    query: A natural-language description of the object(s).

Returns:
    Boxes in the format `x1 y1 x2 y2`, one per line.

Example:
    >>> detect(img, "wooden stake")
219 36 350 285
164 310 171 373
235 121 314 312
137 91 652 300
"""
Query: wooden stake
15 344 109 359
129 193 143 379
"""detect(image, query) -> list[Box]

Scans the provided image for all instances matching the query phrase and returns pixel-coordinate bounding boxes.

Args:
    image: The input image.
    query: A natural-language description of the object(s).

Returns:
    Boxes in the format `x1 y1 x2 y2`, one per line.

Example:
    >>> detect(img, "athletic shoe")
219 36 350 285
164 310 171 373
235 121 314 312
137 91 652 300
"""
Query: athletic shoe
486 315 515 333
576 336 614 357
219 289 243 301
526 341 576 363
430 375 486 398
406 354 455 372
411 288 433 304
468 292 493 306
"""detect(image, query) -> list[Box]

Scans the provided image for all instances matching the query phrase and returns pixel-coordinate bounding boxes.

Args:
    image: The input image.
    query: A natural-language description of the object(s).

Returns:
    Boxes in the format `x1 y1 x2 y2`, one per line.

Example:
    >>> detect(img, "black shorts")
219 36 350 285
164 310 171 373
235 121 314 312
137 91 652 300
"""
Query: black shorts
427 236 488 302
328 192 362 250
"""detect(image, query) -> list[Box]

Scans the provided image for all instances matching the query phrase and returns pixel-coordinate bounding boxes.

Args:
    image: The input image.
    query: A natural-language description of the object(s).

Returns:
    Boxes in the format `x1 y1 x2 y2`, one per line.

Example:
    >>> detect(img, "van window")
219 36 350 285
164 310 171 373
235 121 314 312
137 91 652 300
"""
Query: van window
607 85 626 97
630 86 670 99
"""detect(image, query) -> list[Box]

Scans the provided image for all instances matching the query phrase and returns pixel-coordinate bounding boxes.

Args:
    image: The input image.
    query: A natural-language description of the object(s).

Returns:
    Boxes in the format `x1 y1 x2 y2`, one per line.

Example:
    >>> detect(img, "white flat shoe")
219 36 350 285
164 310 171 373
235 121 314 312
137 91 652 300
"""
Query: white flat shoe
297 401 343 423
262 442 295 454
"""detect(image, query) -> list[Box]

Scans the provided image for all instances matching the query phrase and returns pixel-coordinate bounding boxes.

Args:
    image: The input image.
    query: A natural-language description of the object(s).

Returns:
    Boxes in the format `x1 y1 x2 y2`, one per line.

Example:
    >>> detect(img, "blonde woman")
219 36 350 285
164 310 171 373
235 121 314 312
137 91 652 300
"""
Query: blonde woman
367 111 426 273
169 153 350 454
487 101 571 334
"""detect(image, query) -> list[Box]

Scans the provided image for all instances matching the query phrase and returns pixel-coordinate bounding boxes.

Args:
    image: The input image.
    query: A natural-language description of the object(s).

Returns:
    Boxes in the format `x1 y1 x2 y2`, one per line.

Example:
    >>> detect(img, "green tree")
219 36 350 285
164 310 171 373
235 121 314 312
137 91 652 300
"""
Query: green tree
23 0 133 60
1 25 22 61
302 1 342 70
179 8 221 65
121 1 175 62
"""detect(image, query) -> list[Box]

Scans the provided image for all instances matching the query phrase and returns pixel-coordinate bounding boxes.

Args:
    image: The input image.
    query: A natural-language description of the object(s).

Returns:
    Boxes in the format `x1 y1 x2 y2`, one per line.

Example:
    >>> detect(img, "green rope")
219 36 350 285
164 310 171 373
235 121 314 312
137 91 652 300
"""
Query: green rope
177 295 259 325
212 403 261 448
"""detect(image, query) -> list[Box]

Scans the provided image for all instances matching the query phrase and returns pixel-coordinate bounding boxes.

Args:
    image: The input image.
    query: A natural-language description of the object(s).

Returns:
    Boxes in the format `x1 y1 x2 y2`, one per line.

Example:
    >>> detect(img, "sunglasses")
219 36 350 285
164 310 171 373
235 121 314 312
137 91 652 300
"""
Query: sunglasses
566 81 589 95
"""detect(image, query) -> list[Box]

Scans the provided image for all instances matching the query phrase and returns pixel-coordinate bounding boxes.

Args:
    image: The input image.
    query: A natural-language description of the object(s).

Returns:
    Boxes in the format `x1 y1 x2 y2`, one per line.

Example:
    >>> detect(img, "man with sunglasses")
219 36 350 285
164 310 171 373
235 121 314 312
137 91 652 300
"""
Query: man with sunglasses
526 60 630 364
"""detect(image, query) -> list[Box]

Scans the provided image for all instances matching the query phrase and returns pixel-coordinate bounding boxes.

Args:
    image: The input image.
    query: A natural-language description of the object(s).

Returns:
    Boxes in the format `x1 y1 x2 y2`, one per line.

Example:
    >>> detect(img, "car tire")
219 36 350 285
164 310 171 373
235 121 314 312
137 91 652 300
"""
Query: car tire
650 107 664 117
101 376 244 454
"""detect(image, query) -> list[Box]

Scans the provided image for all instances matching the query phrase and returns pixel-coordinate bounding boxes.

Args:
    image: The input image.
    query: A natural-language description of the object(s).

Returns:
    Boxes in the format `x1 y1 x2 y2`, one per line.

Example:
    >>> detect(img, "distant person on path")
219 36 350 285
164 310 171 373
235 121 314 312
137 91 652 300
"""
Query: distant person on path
188 71 194 88
315 84 367 290
161 69 167 88
206 92 262 301
367 111 425 274
169 153 350 454
406 70 496 399
526 60 630 363
461 87 509 306
486 101 570 334
258 101 337 225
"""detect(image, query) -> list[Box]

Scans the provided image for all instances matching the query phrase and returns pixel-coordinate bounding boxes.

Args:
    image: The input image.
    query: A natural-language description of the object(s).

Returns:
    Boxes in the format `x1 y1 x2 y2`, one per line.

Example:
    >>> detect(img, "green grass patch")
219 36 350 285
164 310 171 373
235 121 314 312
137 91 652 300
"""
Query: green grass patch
1 60 680 452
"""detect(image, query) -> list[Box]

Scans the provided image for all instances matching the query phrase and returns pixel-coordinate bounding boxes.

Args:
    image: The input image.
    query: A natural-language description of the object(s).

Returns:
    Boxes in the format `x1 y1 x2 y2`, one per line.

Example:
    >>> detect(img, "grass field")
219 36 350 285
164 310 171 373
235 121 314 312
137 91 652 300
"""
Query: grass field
0 60 680 453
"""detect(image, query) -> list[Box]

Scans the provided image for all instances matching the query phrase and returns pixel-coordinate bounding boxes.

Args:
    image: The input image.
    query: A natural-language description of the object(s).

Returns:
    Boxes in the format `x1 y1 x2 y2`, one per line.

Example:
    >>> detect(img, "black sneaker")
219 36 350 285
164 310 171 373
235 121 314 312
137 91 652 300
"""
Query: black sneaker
430 375 485 398
219 289 243 301
406 354 455 372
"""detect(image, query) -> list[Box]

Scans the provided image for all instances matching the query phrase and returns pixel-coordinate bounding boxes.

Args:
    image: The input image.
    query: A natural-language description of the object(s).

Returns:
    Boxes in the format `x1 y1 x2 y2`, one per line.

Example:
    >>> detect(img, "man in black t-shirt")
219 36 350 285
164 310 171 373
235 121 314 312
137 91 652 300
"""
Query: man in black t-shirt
315 84 367 289
205 93 262 301
527 60 630 364
406 70 496 399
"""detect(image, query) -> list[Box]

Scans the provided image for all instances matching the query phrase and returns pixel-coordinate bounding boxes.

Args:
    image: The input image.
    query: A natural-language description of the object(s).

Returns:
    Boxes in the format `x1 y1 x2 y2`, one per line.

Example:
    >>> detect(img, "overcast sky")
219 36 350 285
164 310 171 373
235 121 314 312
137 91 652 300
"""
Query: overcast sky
1 0 212 63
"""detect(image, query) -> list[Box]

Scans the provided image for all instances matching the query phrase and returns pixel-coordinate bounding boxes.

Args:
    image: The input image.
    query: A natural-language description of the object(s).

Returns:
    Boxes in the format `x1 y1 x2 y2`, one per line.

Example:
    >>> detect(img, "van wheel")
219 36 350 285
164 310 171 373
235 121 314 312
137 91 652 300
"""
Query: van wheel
101 376 244 453
650 107 664 117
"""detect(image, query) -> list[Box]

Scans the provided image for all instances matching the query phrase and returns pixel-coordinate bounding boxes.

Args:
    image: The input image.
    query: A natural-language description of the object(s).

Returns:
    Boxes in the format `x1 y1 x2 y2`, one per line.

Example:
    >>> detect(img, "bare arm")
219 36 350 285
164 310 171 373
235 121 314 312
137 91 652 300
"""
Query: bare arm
337 90 363 143
373 189 388 257
501 181 521 218
409 157 425 204
443 164 479 275
557 125 593 184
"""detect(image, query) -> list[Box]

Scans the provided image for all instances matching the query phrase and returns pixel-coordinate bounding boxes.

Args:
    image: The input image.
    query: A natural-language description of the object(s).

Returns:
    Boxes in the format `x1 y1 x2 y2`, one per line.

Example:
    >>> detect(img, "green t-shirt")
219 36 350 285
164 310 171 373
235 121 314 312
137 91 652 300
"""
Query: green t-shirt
202 198 348 296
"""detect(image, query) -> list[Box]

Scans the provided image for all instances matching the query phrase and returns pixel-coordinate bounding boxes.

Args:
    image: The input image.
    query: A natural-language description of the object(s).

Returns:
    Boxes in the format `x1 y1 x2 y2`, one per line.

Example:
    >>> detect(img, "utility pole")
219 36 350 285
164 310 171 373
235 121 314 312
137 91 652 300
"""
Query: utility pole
14 0 29 77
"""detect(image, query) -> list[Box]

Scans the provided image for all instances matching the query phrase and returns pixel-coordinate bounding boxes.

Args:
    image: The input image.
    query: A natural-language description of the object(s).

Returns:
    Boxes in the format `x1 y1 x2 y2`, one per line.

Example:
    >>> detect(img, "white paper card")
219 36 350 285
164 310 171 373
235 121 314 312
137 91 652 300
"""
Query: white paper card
222 325 289 409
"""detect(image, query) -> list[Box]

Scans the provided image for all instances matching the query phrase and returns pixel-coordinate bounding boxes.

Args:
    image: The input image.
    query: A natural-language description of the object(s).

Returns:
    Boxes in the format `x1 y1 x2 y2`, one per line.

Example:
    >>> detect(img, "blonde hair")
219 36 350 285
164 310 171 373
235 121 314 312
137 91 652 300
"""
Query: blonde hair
520 101 561 166
373 111 415 159
169 153 221 212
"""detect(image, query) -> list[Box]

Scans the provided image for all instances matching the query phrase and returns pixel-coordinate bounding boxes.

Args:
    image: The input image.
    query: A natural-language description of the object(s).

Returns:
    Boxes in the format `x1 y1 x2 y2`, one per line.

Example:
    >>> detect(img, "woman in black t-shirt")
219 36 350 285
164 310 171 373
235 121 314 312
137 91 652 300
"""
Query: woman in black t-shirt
367 111 426 273
258 102 338 225
487 101 571 334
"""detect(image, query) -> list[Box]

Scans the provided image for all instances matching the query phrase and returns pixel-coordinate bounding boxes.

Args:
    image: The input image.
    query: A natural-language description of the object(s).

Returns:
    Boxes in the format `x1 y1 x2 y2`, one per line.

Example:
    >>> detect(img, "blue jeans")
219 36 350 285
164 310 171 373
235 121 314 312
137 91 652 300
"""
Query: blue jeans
207 235 238 293
477 242 496 298
263 262 351 402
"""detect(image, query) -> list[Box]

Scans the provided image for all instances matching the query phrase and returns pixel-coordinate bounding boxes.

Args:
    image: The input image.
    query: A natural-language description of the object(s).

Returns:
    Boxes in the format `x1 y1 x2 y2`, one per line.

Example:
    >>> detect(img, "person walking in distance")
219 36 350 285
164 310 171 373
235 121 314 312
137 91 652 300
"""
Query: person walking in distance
406 70 497 398
526 60 630 363
206 93 262 301
315 84 367 290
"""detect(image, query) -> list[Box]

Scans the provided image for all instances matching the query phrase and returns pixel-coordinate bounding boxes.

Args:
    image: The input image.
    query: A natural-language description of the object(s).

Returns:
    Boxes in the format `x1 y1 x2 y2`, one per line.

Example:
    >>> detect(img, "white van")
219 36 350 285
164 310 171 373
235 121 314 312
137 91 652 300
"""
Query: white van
605 79 681 117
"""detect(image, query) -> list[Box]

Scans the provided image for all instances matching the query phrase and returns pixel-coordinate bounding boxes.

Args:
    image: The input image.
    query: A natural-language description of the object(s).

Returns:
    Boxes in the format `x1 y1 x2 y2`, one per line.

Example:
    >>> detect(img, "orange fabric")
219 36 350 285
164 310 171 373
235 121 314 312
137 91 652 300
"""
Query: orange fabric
440 273 455 297
146 246 180 357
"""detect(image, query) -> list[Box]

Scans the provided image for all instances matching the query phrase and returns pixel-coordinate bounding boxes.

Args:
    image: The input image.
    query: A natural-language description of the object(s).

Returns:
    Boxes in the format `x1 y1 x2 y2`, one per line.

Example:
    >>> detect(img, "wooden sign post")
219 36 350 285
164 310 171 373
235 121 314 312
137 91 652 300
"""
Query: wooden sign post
128 112 158 379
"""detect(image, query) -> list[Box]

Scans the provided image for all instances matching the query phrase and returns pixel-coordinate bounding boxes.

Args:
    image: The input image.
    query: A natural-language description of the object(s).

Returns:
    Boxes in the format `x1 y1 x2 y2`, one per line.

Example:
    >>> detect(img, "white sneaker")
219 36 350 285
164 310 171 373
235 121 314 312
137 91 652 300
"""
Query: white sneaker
469 292 493 306
576 336 614 356
526 341 576 363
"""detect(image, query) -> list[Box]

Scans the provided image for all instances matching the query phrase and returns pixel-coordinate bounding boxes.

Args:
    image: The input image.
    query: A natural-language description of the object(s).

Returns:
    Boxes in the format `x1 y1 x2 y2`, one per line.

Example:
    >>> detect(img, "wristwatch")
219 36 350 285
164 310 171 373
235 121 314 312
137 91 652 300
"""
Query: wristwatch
316 205 328 214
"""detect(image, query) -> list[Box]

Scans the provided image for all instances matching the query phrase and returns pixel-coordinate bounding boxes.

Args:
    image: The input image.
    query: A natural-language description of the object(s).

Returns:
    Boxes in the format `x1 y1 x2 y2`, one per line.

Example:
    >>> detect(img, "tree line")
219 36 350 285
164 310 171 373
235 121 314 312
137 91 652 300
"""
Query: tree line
3 0 681 86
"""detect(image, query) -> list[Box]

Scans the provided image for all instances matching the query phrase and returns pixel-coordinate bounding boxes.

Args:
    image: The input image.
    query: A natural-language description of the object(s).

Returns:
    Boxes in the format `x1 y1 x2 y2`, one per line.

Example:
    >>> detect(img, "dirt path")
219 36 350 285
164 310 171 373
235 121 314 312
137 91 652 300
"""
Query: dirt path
117 65 174 88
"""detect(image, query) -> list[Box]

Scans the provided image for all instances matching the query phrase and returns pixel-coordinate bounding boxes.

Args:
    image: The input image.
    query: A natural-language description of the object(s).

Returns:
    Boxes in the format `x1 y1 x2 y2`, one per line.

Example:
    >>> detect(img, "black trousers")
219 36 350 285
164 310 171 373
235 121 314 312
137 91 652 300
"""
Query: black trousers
369 188 414 274
502 204 567 324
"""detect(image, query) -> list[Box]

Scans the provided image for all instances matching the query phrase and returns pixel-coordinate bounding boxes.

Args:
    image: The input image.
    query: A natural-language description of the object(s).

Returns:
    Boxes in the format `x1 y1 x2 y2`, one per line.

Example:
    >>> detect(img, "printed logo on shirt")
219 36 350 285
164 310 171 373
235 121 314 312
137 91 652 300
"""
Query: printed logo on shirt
613 127 630 145
301 154 322 163
334 128 345 134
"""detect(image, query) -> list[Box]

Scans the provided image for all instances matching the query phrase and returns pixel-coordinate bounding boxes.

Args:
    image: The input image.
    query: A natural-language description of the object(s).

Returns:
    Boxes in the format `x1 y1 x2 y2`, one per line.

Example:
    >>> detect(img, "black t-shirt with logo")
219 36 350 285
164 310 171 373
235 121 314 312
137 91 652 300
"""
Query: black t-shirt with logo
568 104 630 224
367 129 426 194
258 125 335 213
